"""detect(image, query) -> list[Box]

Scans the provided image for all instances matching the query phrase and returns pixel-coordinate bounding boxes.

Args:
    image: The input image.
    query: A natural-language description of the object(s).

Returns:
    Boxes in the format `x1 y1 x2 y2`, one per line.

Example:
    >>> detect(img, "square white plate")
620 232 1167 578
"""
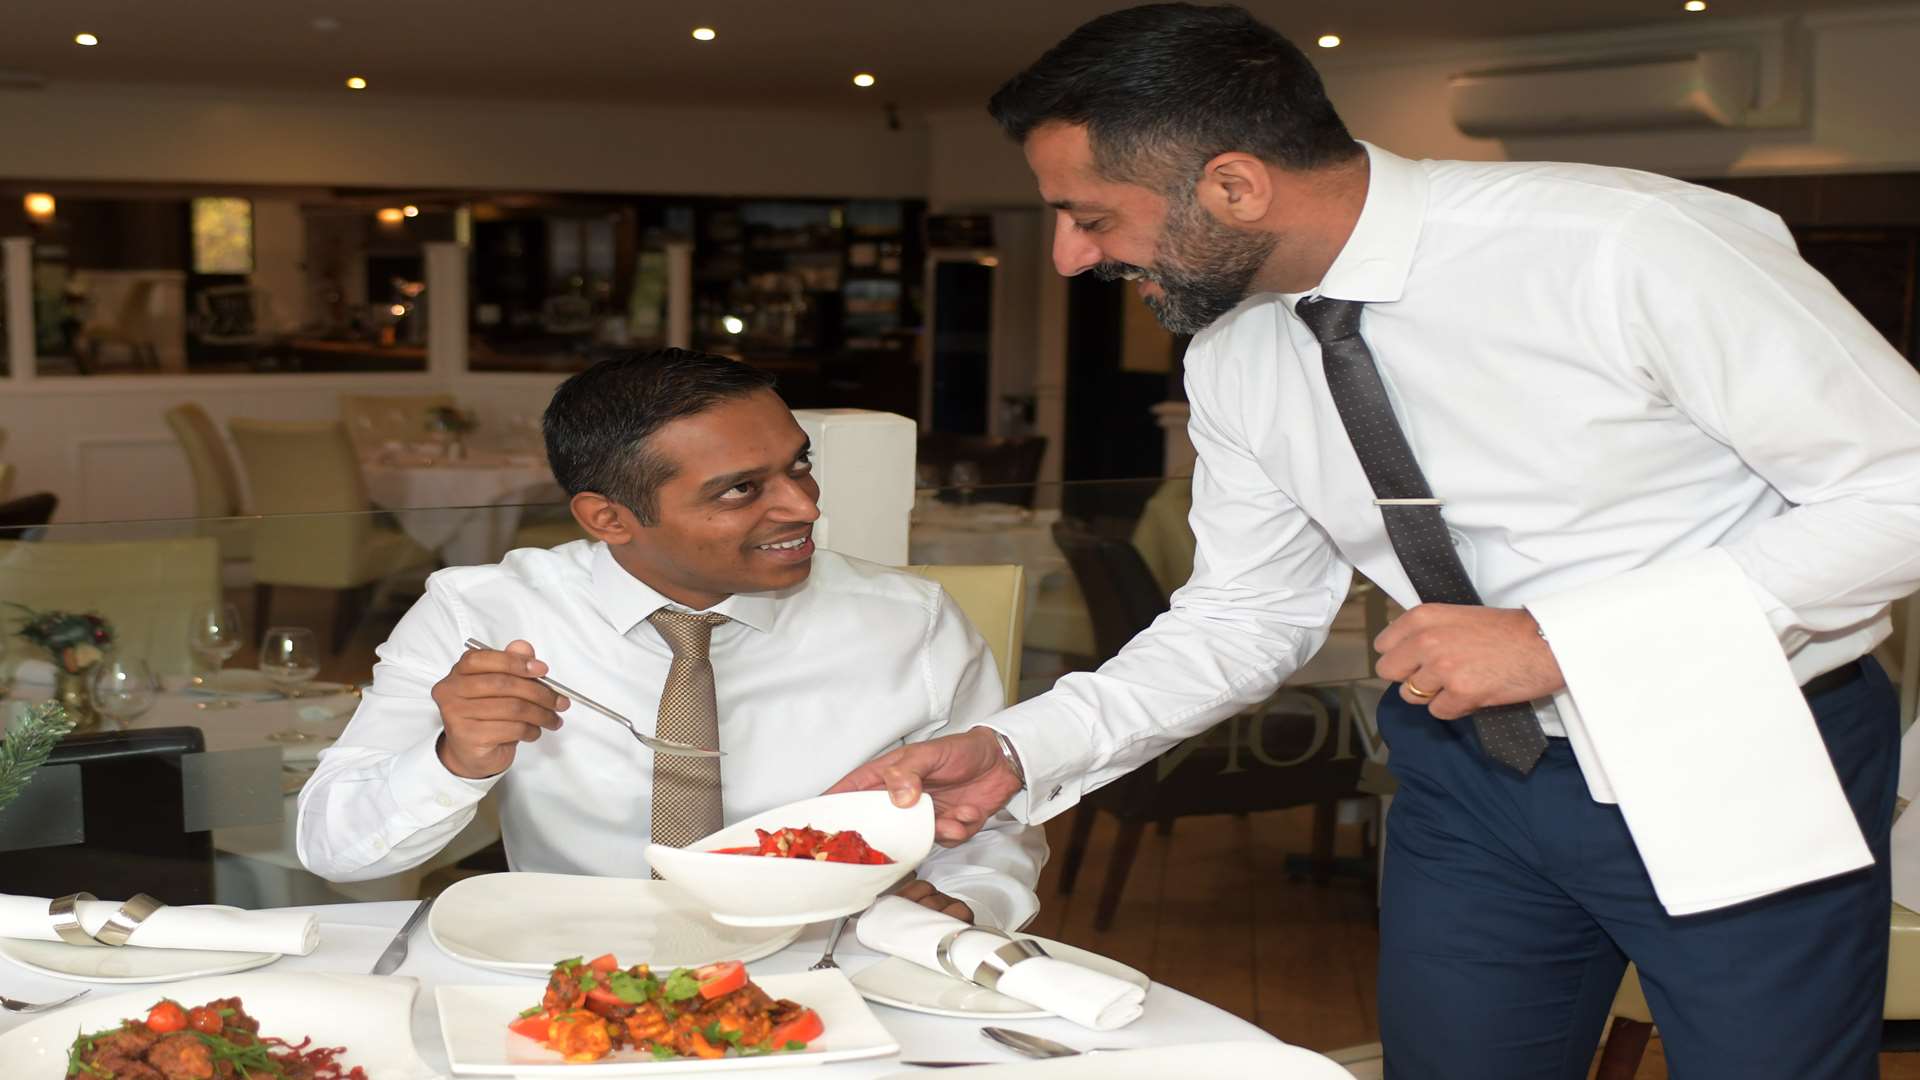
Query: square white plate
437 969 900 1075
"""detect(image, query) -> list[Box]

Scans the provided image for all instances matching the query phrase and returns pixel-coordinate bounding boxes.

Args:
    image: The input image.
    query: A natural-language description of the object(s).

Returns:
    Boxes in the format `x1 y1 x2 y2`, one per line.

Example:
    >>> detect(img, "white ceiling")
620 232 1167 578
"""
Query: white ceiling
0 1 1890 110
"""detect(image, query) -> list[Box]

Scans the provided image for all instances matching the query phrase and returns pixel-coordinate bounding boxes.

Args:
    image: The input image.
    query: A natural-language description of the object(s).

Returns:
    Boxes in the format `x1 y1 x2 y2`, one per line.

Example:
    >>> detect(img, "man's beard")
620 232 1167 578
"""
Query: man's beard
1092 191 1277 336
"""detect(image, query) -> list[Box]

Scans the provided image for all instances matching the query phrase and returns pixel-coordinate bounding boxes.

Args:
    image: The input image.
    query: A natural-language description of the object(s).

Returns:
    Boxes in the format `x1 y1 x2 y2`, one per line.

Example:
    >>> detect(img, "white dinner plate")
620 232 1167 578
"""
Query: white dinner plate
430 872 805 975
0 905 278 984
851 935 1149 1019
437 969 899 1075
874 1041 1352 1078
179 670 354 699
0 973 438 1079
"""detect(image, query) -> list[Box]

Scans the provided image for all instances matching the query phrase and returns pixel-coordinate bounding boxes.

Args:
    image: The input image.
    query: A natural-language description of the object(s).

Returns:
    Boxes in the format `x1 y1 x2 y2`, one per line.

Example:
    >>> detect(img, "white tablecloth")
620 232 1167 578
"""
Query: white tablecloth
362 451 562 566
0 901 1328 1076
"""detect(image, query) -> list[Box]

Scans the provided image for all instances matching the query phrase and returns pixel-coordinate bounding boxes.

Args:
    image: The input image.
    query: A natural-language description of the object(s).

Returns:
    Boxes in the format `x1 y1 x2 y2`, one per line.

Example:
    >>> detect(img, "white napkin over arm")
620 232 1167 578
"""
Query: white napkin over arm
1526 548 1872 916
856 896 1144 1030
0 894 319 955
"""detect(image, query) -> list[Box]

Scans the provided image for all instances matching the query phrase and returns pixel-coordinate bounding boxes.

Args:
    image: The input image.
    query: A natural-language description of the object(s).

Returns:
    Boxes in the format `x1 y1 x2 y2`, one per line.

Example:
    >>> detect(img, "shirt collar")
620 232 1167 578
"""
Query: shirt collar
1306 141 1428 305
586 542 779 636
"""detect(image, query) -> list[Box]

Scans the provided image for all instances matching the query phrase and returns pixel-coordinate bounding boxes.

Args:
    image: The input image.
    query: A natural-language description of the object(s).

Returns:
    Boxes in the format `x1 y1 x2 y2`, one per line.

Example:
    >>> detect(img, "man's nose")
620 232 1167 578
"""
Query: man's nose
771 476 822 522
1052 214 1102 277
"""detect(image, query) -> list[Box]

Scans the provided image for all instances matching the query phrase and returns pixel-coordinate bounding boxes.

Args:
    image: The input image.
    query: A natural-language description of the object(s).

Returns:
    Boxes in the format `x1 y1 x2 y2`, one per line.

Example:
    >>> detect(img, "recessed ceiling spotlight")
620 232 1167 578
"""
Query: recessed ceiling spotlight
377 207 405 224
1317 34 1342 48
852 72 876 88
723 315 746 335
1684 0 1707 10
74 33 99 47
691 27 717 41
345 75 368 90
403 205 420 218
23 193 56 220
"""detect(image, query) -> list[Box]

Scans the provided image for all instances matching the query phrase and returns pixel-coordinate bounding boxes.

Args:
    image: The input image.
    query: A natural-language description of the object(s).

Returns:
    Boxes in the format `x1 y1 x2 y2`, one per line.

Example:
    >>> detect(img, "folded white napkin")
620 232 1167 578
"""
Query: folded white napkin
0 894 319 955
856 896 1143 1030
1527 548 1871 916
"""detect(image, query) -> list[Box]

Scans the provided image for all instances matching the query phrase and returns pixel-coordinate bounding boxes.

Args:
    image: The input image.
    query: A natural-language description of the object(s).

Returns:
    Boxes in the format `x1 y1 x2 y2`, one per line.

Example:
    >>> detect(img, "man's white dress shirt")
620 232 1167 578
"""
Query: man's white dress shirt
298 542 1047 930
986 143 1920 898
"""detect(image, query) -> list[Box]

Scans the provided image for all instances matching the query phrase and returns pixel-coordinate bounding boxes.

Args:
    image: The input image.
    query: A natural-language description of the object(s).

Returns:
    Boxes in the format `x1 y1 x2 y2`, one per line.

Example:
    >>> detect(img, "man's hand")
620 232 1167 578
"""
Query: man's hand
432 639 570 779
825 728 1022 846
1373 604 1565 720
894 879 974 922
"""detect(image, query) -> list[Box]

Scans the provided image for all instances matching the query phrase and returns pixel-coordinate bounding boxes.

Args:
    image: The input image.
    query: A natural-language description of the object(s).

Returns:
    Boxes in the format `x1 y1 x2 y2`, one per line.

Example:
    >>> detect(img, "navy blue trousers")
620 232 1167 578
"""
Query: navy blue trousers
1378 659 1898 1079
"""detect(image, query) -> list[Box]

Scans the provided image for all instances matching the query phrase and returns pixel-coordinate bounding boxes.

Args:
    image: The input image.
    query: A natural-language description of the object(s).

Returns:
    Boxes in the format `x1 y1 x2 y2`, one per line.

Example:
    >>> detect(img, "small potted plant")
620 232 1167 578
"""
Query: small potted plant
425 405 479 461
9 605 114 732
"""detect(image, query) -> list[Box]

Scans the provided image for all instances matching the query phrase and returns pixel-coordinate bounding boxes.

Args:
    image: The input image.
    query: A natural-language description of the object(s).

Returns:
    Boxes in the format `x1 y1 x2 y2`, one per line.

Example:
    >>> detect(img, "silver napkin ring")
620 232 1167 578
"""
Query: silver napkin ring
934 926 1050 991
95 893 163 947
48 892 100 947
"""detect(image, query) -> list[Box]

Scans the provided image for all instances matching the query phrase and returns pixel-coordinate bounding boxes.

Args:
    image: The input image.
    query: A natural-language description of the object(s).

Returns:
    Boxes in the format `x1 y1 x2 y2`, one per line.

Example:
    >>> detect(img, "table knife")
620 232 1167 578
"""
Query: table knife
370 895 436 976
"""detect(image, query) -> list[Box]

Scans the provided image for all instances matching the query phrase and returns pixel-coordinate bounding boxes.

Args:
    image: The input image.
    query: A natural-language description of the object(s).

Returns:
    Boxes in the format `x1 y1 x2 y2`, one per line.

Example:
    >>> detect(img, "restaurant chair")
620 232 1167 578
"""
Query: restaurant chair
916 433 1049 508
0 536 216 675
904 564 1027 707
228 419 434 651
78 278 164 373
193 285 283 370
164 403 254 564
1049 518 1371 929
0 727 215 906
338 392 456 455
0 490 57 534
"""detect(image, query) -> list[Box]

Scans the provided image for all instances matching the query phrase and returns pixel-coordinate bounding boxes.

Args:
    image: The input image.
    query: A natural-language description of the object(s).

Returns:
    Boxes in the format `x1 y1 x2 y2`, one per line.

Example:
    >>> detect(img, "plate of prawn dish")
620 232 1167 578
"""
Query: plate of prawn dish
435 952 898 1074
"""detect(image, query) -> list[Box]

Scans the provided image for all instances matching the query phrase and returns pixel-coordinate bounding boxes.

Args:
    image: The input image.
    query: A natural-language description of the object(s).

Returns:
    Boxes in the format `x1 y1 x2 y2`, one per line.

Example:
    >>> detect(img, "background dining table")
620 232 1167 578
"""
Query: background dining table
360 448 563 565
0 900 1345 1076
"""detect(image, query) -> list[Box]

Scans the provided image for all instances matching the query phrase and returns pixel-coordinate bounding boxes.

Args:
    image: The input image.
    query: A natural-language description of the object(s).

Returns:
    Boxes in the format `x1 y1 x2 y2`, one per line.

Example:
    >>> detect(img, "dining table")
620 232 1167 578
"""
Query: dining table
361 447 564 566
0 900 1349 1077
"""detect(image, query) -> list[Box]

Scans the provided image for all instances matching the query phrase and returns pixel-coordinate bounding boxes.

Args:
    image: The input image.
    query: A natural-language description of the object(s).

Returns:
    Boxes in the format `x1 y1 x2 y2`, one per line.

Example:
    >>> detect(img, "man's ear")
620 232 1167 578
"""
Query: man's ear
570 492 638 544
1195 151 1274 224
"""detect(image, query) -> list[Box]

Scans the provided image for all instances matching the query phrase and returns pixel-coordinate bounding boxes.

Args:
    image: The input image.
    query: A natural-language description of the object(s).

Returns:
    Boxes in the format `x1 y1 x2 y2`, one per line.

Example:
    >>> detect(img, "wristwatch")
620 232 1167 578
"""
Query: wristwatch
986 727 1026 788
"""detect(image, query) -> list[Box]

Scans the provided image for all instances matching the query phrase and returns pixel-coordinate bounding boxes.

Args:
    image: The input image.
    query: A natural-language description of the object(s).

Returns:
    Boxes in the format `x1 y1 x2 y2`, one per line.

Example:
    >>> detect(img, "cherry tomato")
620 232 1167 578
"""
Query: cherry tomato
187 1006 223 1034
694 960 747 999
145 1000 187 1034
584 954 619 974
767 1008 823 1048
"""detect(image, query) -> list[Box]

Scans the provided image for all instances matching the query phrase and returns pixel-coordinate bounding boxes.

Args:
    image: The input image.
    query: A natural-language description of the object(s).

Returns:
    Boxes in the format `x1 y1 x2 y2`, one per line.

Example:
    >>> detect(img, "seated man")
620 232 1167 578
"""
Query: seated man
297 349 1045 928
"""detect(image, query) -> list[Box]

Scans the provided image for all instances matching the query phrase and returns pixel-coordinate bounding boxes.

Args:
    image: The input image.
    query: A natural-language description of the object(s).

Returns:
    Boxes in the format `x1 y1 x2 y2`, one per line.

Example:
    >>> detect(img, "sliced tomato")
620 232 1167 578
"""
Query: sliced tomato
584 953 620 974
694 960 747 999
767 1008 823 1048
145 1000 187 1034
584 985 628 1010
508 1015 552 1042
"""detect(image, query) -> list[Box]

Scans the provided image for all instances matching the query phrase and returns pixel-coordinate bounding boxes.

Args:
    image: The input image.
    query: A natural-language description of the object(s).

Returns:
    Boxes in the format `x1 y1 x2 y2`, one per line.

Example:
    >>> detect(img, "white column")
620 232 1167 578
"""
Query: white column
665 240 693 350
2 238 35 383
424 241 468 379
793 408 915 565
1153 401 1194 477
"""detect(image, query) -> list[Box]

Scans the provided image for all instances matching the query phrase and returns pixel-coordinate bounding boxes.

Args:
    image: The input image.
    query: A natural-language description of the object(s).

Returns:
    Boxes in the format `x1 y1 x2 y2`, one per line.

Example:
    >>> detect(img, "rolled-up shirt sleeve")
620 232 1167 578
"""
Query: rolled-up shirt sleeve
295 578 498 881
973 342 1353 825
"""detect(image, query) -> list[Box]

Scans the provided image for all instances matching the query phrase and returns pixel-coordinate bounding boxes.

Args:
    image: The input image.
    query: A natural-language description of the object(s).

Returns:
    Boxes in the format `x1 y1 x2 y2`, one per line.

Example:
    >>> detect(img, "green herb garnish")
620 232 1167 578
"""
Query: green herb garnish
651 1045 677 1060
786 1040 809 1051
517 1005 544 1019
607 970 657 1004
661 969 701 1002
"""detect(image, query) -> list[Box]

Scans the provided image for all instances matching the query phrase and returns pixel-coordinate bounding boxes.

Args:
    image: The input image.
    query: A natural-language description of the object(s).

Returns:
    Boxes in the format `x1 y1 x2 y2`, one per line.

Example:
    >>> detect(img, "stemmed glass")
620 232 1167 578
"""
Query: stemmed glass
89 655 159 729
188 602 245 710
260 627 325 743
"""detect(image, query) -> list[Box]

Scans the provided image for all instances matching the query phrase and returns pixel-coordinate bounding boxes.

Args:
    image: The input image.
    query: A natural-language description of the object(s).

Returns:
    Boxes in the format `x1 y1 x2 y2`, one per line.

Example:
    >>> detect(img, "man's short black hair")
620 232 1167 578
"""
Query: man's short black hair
988 3 1361 189
543 348 778 526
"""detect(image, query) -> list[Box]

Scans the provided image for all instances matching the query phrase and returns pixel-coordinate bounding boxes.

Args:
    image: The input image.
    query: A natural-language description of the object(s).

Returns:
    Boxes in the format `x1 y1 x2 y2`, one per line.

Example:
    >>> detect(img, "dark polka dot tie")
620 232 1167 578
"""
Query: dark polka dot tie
648 609 729 864
1296 295 1547 775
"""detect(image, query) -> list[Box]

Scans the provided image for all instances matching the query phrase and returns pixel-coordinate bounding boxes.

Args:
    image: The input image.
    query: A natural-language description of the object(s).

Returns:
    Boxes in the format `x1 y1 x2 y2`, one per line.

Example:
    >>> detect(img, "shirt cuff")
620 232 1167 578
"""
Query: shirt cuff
967 704 1093 825
925 874 1039 933
388 731 502 825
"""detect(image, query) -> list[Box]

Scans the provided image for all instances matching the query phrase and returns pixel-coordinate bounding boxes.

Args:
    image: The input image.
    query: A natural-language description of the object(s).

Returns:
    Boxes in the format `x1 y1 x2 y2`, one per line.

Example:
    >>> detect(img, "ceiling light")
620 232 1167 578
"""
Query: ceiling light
346 75 368 90
852 72 876 88
402 204 420 218
691 27 717 41
1684 0 1708 9
722 315 746 335
74 33 99 47
389 304 408 317
1317 34 1342 48
377 207 405 224
23 193 55 221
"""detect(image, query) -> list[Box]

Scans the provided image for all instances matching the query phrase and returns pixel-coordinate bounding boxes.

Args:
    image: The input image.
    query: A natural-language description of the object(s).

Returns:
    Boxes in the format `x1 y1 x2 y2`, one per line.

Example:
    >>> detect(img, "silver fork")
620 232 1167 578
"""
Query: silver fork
2 989 89 1013
810 916 850 971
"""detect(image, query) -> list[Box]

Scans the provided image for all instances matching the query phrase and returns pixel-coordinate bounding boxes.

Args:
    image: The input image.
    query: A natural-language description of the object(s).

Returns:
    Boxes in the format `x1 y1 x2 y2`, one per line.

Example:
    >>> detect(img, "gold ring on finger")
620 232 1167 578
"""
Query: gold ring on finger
1405 681 1437 700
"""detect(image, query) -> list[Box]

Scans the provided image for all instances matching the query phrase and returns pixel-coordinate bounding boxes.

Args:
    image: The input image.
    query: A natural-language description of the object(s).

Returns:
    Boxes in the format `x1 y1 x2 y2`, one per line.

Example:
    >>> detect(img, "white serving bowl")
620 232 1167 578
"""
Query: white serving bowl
647 791 934 926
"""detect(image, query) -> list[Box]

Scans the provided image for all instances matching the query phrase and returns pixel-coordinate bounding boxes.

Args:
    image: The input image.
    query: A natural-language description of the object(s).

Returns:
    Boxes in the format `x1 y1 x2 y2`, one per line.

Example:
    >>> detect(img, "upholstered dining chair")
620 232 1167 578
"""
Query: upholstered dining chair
904 563 1028 707
0 536 218 676
78 278 164 372
227 419 434 650
164 403 253 564
338 392 457 455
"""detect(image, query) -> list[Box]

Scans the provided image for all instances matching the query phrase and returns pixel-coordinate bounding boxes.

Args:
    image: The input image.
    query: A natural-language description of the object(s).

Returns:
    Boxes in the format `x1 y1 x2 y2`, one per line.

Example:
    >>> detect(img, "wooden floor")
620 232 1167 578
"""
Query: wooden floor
274 582 1917 1080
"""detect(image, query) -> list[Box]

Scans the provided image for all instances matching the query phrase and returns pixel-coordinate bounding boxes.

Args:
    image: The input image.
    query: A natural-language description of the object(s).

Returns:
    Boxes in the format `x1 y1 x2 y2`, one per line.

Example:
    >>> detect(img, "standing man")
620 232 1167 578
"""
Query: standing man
835 4 1920 1076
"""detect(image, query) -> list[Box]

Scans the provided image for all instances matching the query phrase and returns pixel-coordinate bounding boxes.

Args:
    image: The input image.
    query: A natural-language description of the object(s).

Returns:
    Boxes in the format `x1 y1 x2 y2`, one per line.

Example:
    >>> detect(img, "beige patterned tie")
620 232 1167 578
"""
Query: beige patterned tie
648 609 729 856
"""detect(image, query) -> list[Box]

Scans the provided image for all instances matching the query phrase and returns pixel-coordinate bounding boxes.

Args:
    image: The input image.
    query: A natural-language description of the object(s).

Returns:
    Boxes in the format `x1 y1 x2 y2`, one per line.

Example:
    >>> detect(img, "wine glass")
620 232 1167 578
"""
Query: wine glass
188 602 245 710
949 460 982 506
260 627 325 743
89 655 159 729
